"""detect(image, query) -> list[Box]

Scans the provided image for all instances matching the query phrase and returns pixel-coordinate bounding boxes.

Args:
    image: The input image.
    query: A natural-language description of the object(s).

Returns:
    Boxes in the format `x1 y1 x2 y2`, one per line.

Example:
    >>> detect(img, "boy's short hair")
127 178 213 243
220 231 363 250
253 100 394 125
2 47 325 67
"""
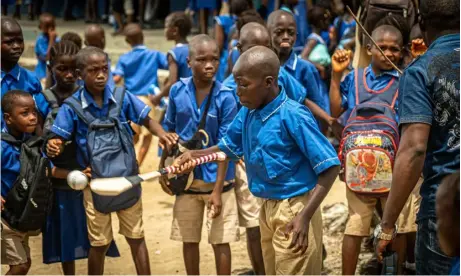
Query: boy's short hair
39 12 55 23
50 41 80 66
1 16 22 33
371 24 403 47
236 10 265 33
76 46 107 70
229 0 253 16
420 0 460 30
61 32 83 49
375 15 410 45
1 90 32 114
267 9 295 28
167 12 192 38
189 34 217 57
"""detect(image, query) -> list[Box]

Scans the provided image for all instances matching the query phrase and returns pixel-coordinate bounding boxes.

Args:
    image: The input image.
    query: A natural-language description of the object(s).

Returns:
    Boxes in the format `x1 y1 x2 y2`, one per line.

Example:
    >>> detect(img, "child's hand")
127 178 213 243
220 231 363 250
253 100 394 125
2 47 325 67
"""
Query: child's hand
81 167 92 178
207 192 222 219
174 150 200 174
411 38 427 58
284 212 310 255
332 49 352 73
158 132 179 151
329 118 344 140
148 94 163 107
158 175 174 196
48 28 57 39
1 196 5 211
46 138 63 158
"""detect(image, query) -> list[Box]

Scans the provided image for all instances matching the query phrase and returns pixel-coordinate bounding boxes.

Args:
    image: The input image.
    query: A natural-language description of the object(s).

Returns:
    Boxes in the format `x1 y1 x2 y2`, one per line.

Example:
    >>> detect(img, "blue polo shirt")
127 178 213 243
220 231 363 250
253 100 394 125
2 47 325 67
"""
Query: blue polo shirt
397 33 460 221
50 86 151 168
168 43 191 79
35 33 59 79
113 45 168 96
218 89 340 199
283 51 329 114
340 65 400 121
164 77 237 183
222 67 306 111
214 14 236 82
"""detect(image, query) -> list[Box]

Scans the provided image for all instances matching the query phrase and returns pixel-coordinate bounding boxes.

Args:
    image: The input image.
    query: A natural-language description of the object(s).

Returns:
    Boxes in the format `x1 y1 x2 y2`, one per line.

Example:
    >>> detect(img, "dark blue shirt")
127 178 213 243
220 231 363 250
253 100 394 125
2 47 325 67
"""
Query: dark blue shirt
218 89 340 199
164 77 237 183
398 34 460 220
35 33 59 79
168 43 192 79
113 45 168 96
50 86 152 168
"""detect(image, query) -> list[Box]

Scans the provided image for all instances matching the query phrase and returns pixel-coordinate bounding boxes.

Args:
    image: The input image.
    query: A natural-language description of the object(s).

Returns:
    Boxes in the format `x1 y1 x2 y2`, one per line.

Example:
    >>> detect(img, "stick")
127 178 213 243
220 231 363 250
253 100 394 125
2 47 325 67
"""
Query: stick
345 5 403 75
90 152 227 196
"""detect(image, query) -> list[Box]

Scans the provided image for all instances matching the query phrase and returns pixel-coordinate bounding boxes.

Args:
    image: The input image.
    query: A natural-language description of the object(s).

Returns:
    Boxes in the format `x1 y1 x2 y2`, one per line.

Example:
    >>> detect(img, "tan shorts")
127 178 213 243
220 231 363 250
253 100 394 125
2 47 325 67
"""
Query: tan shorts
170 182 240 244
83 187 144 247
235 162 261 228
345 179 422 236
131 95 161 137
260 192 323 275
1 220 30 265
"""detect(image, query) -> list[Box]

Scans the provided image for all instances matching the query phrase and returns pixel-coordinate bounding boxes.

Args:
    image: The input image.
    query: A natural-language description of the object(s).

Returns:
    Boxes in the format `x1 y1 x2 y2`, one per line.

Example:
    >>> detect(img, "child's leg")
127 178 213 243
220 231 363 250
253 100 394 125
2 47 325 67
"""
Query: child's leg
211 243 231 275
61 261 75 275
2 4 7 16
1 221 32 275
183 243 200 275
137 133 152 165
134 96 156 166
342 188 378 275
13 3 20 19
125 237 150 275
246 227 265 275
259 200 276 275
199 9 207 34
6 259 31 275
88 245 110 275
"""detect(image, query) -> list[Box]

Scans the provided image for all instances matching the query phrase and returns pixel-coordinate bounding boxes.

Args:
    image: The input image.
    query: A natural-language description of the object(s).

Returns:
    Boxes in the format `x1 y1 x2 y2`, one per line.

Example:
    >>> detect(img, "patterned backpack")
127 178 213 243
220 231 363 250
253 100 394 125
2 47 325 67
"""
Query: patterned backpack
339 68 399 194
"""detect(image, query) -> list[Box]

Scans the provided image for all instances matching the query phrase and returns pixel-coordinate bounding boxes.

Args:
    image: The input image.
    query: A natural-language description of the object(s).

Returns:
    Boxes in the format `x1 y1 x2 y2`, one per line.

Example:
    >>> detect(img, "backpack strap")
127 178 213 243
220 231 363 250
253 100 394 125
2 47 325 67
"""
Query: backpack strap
108 86 126 119
42 88 60 111
64 96 96 126
1 133 22 146
197 83 214 131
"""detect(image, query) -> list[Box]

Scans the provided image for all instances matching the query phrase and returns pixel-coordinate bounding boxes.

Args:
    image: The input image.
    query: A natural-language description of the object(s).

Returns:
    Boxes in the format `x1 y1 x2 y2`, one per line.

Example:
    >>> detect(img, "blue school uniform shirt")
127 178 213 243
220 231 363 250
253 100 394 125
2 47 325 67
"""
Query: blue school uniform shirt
217 89 339 199
222 67 306 110
397 34 460 221
113 45 168 96
282 51 329 114
333 17 356 41
340 65 400 121
35 33 59 79
50 86 151 168
164 77 237 183
168 43 192 79
1 126 28 198
228 39 240 72
214 15 236 82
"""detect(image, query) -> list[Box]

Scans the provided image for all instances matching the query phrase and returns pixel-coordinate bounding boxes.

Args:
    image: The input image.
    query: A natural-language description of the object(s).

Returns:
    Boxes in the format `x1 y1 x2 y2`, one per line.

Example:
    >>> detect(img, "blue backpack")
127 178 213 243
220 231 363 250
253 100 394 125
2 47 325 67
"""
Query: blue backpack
64 87 141 213
339 68 399 194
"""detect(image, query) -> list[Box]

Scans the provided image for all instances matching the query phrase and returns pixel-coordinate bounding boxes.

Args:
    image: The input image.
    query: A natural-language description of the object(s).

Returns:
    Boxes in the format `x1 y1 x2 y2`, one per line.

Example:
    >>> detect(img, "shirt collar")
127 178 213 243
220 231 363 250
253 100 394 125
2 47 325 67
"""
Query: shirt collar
428 33 460 51
366 64 399 79
1 64 21 81
284 51 298 71
257 87 288 122
81 85 116 109
133 44 147 51
1 125 28 141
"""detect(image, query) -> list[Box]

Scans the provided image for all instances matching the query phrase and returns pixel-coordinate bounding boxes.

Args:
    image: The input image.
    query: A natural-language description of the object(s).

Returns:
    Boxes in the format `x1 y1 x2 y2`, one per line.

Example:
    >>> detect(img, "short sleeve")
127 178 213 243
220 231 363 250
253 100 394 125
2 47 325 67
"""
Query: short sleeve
33 93 50 118
163 87 177 132
217 91 238 140
157 52 168 70
113 56 125 76
218 108 245 160
340 70 354 110
303 66 325 111
51 104 76 140
280 70 307 103
35 36 48 59
286 105 340 174
122 90 152 125
167 49 178 63
398 66 432 125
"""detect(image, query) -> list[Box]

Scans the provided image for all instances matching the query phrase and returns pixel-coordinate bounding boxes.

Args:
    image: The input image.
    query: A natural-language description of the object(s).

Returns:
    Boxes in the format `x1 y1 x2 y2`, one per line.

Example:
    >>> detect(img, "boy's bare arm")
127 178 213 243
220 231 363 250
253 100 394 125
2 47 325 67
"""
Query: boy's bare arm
143 117 178 149
330 49 351 118
152 56 178 106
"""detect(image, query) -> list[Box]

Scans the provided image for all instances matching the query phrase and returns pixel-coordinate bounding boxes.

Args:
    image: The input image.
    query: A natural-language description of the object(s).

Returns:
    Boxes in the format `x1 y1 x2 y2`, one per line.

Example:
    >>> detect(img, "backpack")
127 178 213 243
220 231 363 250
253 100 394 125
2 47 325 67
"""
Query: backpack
42 88 61 134
64 87 141 214
1 134 53 232
360 0 418 45
339 68 399 194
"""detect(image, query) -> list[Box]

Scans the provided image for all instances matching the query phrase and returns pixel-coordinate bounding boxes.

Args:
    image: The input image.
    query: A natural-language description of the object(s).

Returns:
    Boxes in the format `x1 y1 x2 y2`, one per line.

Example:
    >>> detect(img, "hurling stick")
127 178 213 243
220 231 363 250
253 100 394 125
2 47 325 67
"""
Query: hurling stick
90 152 228 196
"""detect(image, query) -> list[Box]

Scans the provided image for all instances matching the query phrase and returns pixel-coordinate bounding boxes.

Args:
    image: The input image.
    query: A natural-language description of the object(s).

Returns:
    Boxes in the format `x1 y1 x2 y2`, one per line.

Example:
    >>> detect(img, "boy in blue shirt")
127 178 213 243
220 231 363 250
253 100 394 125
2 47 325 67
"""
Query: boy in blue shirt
376 0 459 274
160 34 239 275
46 46 178 275
176 46 340 275
113 23 168 166
35 13 59 84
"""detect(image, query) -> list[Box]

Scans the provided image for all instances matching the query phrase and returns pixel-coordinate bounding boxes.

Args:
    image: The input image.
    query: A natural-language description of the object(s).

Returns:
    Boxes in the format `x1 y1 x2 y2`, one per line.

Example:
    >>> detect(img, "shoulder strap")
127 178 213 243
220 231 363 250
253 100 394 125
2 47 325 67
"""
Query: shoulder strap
42 88 59 110
1 133 21 145
108 86 126 119
64 96 95 125
198 84 214 130
354 68 361 105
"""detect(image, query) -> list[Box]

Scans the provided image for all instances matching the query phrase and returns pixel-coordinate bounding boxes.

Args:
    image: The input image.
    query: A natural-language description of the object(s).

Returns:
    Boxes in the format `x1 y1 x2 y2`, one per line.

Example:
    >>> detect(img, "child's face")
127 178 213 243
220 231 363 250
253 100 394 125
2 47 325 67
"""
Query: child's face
51 55 77 90
85 32 106 50
368 32 402 71
269 14 296 56
233 65 274 110
4 96 38 134
1 24 24 66
187 41 219 82
164 17 176 40
39 17 55 34
79 54 109 94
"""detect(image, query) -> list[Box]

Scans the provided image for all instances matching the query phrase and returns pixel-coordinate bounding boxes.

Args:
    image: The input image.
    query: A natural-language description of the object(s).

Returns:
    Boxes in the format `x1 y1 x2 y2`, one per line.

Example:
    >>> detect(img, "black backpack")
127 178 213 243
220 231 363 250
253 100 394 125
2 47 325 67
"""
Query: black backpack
1 134 53 232
42 87 61 134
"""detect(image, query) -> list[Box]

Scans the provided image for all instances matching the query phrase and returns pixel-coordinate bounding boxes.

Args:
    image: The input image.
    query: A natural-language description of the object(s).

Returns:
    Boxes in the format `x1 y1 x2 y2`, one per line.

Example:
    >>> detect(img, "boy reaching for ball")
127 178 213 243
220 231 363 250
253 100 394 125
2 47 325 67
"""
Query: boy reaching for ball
176 46 340 275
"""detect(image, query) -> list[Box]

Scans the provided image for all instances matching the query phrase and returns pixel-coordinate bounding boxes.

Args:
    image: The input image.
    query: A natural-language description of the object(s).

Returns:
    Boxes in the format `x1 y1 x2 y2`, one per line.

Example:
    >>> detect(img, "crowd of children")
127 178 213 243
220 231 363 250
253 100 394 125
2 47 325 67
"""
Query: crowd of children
1 0 460 275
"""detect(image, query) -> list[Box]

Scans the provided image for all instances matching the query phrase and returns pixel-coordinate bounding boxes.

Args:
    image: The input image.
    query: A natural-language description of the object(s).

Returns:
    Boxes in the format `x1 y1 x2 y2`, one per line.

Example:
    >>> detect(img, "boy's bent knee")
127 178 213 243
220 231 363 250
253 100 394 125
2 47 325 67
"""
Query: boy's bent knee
9 261 31 275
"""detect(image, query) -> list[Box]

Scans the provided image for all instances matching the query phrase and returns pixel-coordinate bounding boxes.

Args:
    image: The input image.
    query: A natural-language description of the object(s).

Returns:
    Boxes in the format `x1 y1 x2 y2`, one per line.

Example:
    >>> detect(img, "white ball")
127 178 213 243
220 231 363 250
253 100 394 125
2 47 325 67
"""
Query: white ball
67 170 89 190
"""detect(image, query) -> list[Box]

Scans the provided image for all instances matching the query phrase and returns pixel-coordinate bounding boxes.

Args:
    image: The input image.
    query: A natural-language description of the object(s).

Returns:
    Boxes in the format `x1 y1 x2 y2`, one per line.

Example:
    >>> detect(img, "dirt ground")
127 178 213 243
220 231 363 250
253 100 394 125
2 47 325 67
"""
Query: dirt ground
2 138 369 275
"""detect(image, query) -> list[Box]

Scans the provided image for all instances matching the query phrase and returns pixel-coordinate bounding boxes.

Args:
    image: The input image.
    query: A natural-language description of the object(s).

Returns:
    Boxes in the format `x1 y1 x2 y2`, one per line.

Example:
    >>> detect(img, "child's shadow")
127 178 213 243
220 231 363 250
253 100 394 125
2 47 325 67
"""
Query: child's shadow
158 201 174 209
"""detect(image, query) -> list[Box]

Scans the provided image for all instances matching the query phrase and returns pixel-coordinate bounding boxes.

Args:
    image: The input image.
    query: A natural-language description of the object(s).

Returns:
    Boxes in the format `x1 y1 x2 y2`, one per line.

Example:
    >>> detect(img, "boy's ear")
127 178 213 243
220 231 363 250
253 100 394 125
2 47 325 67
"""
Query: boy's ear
186 57 191 68
236 42 242 53
366 42 372 56
76 68 83 79
264 76 274 88
4 113 12 125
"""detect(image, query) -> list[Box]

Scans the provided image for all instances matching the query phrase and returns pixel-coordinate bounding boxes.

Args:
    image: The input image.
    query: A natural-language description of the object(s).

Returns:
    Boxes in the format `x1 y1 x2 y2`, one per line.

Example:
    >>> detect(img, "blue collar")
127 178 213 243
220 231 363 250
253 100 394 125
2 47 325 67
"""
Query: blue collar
81 86 116 109
181 77 227 96
1 64 21 81
132 44 148 51
284 51 298 71
366 64 399 79
428 33 460 50
1 125 29 141
255 88 288 122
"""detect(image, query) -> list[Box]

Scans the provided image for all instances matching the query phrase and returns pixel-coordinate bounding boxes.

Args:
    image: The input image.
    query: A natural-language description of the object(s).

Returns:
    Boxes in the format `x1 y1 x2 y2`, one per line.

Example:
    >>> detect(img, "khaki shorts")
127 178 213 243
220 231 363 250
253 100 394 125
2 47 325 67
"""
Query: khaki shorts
235 162 262 228
170 181 240 244
83 187 144 247
345 178 423 236
1 220 30 265
131 95 162 137
260 192 323 275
